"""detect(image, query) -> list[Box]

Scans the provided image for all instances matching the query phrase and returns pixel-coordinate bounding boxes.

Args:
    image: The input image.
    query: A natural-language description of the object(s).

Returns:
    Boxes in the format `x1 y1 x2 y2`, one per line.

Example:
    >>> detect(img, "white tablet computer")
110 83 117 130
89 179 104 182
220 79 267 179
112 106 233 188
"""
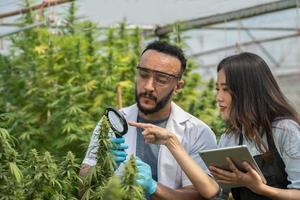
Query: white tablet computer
199 145 265 188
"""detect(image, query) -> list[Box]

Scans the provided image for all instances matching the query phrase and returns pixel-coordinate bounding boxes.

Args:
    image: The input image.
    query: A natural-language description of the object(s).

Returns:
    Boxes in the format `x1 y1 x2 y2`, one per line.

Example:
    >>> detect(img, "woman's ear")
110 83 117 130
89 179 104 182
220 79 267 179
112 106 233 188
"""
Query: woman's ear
173 79 184 95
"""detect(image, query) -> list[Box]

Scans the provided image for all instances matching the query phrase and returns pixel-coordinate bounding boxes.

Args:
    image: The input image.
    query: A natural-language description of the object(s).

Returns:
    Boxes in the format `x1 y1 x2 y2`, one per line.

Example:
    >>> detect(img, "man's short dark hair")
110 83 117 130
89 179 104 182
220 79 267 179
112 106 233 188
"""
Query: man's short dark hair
141 41 187 74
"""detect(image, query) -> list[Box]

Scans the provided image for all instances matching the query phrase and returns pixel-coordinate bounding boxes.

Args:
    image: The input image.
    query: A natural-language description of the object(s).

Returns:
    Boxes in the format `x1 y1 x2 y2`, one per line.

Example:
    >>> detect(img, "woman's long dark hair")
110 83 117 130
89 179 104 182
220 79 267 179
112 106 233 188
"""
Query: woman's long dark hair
217 52 300 152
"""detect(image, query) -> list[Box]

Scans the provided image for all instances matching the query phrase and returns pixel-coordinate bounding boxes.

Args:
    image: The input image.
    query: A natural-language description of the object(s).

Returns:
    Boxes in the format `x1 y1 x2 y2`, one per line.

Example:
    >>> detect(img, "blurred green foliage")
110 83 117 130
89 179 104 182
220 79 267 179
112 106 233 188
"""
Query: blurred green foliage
0 2 143 158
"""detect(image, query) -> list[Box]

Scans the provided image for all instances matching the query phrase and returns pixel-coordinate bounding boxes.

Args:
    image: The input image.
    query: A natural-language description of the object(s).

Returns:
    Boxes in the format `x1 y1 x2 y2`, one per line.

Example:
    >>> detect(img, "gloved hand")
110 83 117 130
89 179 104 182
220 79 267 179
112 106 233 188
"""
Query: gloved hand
111 137 128 165
136 158 157 197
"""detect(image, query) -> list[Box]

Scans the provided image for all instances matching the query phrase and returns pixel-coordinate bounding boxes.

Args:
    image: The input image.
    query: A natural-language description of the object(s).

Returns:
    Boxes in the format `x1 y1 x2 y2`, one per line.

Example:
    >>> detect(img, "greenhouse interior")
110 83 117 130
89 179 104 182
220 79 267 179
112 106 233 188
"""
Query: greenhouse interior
1 0 300 199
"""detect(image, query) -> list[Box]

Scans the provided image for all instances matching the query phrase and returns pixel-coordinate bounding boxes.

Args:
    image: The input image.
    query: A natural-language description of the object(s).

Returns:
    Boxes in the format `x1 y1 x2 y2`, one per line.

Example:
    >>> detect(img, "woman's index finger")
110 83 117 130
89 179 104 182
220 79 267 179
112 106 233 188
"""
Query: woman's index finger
128 121 153 129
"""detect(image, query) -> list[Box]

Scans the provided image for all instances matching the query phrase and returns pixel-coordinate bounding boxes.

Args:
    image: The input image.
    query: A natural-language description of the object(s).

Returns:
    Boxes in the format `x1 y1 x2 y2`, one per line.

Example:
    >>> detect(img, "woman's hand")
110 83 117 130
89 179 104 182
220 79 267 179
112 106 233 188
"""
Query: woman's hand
128 121 174 145
209 157 267 194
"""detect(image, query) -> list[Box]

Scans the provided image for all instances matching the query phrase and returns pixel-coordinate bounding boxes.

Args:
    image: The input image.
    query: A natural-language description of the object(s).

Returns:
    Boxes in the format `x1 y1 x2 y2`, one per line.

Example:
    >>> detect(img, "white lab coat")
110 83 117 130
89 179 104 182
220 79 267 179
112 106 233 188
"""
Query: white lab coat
117 102 217 189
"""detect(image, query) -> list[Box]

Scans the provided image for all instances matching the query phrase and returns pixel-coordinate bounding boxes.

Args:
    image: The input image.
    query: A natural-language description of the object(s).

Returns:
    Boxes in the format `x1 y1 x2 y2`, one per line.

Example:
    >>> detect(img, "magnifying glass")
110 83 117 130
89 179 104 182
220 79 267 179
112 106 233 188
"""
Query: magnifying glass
105 107 128 138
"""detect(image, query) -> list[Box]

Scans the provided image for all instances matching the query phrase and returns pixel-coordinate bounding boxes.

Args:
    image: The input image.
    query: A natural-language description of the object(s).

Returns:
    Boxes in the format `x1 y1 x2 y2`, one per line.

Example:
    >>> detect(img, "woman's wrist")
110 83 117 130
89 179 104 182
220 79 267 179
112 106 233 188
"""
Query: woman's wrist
249 181 269 196
165 134 180 151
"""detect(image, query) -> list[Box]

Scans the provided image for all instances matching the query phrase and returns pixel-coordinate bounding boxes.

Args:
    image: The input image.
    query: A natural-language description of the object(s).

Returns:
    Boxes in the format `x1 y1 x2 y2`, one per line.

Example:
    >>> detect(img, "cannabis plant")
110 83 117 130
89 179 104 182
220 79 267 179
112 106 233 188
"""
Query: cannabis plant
81 116 115 200
25 151 62 199
121 155 144 200
102 177 125 200
0 127 24 199
59 151 80 199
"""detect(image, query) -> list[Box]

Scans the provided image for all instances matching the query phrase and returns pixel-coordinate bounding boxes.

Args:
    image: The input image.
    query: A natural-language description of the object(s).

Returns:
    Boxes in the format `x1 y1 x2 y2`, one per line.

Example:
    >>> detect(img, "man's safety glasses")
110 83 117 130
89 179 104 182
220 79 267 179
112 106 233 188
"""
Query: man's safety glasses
136 66 181 86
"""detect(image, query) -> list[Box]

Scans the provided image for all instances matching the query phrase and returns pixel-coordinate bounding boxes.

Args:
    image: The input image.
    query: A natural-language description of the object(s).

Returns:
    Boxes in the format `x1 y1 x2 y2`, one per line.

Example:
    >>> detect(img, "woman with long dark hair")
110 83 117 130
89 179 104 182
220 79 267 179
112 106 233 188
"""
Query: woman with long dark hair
209 52 300 199
129 52 300 199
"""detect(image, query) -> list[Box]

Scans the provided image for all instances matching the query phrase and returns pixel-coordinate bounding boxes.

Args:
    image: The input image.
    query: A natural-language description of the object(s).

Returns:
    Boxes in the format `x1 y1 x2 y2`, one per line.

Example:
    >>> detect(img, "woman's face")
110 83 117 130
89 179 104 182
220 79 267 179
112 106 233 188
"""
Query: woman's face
216 69 232 121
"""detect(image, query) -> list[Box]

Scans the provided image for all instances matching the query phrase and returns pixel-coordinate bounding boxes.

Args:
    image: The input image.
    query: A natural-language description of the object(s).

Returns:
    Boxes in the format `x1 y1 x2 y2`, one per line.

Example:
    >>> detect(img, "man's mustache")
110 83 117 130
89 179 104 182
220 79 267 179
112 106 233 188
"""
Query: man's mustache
139 92 157 101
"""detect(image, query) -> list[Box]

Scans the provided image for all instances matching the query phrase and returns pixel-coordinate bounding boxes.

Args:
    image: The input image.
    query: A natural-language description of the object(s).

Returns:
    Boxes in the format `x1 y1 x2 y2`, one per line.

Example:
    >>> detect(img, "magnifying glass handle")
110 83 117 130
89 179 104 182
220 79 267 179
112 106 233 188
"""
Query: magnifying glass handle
115 133 123 138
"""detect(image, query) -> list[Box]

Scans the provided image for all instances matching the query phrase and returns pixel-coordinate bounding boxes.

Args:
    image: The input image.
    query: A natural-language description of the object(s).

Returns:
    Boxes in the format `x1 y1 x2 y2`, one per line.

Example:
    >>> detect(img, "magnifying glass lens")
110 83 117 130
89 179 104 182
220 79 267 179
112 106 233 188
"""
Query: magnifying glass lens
105 108 128 137
108 111 124 132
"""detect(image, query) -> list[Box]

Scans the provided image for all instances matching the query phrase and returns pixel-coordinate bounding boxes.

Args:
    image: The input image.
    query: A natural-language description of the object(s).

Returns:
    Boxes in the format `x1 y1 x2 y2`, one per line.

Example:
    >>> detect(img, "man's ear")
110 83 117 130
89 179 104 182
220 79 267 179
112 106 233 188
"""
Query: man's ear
173 79 184 95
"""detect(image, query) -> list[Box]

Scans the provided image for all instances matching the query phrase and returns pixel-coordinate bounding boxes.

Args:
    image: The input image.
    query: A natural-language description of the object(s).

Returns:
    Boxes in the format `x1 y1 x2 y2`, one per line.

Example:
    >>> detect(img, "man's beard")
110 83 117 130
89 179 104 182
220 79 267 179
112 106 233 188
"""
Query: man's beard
135 88 173 115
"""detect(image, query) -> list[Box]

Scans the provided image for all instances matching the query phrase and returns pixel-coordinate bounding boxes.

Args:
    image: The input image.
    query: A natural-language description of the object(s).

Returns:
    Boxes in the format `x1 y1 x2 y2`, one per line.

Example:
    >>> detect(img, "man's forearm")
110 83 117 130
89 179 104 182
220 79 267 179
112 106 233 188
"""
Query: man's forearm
78 164 91 198
151 183 207 200
79 163 91 177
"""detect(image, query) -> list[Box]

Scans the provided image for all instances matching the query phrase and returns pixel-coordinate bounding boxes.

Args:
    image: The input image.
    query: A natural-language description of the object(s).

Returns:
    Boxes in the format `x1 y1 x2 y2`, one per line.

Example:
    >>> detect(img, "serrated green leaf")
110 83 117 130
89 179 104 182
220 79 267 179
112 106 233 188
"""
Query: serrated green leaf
8 162 23 183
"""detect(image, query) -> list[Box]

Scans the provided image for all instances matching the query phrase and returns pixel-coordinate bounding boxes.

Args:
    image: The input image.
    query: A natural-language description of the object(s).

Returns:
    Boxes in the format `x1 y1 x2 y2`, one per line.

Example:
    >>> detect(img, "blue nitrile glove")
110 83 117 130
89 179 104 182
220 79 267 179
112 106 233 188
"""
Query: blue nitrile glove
111 137 128 165
136 158 157 197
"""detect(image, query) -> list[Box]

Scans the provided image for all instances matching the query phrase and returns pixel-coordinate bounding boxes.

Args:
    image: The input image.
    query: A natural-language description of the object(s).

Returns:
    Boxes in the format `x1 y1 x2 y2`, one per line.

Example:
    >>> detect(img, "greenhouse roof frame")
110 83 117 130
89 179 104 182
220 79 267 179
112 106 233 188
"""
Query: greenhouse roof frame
154 0 299 37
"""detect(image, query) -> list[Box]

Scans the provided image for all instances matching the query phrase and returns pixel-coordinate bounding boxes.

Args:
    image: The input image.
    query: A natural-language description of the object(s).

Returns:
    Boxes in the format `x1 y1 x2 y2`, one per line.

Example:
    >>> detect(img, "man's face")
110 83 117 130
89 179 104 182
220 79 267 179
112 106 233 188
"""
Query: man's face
135 50 184 115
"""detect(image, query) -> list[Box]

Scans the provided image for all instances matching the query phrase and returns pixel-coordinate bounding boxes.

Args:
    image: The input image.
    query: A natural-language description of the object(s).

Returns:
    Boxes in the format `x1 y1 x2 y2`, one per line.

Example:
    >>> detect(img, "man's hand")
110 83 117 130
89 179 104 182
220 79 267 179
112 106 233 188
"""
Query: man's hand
136 158 157 197
111 137 128 165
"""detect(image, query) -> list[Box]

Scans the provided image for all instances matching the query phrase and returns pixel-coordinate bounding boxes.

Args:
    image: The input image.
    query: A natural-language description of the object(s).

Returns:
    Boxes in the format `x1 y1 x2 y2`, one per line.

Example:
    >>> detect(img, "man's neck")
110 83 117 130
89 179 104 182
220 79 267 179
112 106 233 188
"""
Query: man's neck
138 104 171 121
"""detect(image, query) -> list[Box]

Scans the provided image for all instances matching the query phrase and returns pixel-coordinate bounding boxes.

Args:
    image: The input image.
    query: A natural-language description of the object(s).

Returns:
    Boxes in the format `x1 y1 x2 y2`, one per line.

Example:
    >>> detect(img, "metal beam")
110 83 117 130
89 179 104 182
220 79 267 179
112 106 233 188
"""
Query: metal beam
0 23 25 26
238 21 280 67
0 22 45 39
199 26 299 32
155 0 299 37
0 0 73 19
191 32 300 57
